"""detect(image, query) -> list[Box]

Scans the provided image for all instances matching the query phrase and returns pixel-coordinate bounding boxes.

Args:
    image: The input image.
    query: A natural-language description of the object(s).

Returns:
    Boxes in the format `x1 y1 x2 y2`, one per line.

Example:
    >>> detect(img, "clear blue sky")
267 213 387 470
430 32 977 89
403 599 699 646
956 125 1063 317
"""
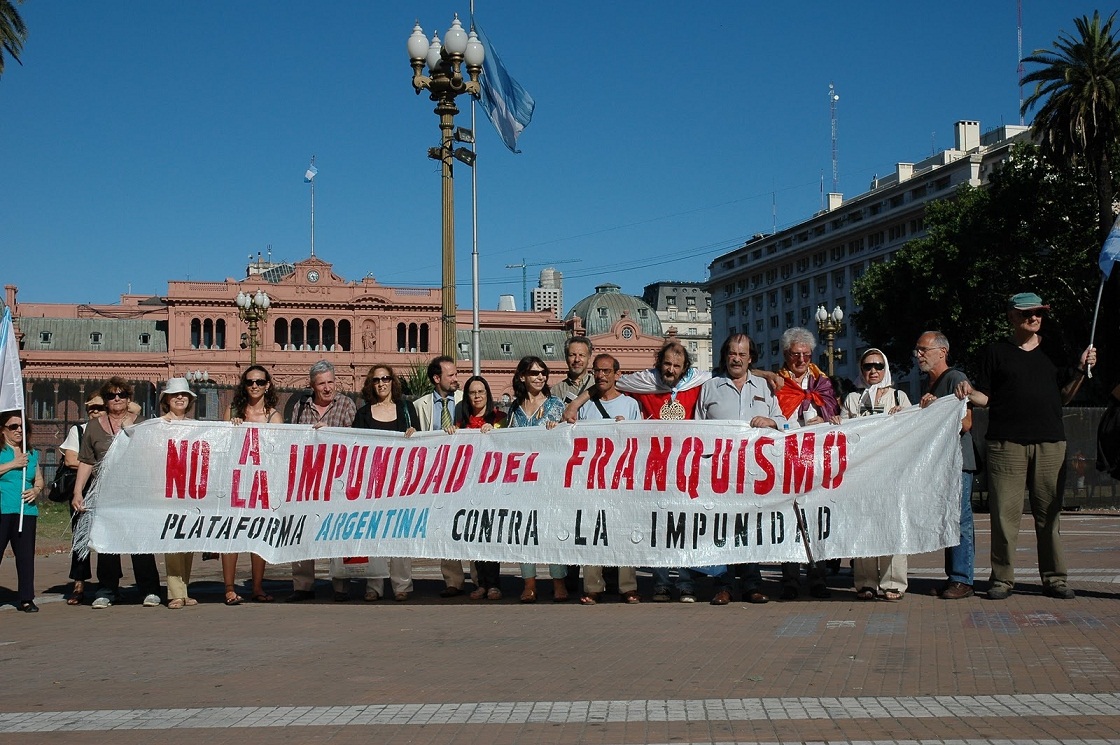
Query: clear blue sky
2 2 1104 312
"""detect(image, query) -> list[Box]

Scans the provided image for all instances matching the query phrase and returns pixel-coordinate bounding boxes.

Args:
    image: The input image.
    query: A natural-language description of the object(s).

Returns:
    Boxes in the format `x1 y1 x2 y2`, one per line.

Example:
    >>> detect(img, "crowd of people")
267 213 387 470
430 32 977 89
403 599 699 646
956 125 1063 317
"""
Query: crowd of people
0 292 1098 611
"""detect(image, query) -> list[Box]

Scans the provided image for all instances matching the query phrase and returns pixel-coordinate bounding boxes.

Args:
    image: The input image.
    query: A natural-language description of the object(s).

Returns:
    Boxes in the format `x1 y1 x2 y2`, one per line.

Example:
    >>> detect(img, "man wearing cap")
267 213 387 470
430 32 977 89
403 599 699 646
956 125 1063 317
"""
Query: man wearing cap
956 293 1096 600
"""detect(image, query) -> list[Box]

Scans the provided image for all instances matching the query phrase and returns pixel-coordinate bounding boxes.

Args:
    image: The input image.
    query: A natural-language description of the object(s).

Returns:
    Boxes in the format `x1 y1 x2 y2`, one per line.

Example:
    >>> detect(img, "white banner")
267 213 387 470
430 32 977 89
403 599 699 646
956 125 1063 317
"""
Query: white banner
82 397 966 566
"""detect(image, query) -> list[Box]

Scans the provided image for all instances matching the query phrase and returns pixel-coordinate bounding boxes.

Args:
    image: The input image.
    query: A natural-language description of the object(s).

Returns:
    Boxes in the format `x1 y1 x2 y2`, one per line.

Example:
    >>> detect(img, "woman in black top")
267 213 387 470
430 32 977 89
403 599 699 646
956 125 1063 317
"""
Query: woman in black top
352 364 418 601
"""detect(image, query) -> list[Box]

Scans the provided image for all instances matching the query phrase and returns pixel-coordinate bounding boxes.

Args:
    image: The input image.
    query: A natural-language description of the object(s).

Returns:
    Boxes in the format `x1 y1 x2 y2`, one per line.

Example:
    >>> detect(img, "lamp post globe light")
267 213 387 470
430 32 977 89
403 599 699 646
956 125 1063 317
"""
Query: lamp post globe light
408 14 484 358
236 289 271 366
815 304 845 377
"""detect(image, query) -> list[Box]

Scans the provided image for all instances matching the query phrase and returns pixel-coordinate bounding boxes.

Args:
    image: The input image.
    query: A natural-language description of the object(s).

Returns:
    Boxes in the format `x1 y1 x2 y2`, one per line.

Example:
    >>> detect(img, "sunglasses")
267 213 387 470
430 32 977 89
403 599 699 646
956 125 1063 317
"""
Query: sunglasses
370 376 393 384
526 370 548 377
861 362 886 371
106 392 130 400
87 406 106 413
245 379 269 387
4 423 23 431
1017 309 1045 319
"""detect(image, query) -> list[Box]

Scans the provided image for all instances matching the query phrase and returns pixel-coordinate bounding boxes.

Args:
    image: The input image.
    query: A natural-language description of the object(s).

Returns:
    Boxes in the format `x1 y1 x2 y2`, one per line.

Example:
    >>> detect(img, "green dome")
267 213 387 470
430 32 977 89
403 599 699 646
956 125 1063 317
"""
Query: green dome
565 283 663 337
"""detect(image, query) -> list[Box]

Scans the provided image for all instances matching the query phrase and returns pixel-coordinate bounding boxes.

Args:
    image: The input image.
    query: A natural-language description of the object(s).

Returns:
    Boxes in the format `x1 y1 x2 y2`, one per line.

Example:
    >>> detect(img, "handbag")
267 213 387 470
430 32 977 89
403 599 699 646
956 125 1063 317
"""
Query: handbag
47 465 77 504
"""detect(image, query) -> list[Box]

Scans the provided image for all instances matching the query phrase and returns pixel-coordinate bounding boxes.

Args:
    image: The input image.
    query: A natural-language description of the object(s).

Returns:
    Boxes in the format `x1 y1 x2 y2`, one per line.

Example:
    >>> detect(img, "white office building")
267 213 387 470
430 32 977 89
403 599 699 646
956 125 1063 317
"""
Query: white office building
706 120 1029 392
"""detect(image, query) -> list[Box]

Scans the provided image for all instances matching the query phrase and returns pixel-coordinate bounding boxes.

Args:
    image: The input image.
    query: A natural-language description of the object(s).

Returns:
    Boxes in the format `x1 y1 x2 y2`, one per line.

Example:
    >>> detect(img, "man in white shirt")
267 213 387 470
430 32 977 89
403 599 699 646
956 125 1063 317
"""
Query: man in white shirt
577 354 642 604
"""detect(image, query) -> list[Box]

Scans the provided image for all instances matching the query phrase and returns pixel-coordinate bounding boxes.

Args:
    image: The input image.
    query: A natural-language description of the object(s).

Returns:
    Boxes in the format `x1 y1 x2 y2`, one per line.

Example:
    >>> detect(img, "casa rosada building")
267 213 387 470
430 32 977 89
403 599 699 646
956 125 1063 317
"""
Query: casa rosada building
5 255 674 462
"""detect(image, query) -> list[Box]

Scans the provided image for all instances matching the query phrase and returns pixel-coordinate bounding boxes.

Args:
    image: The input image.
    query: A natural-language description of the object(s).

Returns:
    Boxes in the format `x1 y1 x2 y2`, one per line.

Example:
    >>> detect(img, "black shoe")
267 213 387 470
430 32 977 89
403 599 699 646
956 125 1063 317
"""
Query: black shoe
333 591 351 602
809 584 831 599
439 586 463 598
1043 583 1075 599
779 585 799 601
284 590 316 603
18 601 39 613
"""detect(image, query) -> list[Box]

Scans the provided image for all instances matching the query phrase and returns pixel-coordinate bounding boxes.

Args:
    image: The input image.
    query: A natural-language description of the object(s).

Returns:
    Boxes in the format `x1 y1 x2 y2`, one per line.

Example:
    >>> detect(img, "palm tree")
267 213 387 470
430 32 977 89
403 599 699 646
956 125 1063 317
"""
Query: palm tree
1021 11 1120 242
0 0 27 79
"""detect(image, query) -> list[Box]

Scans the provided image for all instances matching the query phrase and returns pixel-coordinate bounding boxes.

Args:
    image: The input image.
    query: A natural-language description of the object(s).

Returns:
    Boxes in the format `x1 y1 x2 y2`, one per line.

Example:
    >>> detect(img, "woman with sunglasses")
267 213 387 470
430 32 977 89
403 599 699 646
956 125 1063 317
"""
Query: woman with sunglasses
158 378 199 609
223 365 279 604
0 411 45 612
507 356 567 603
59 395 105 605
449 375 506 600
351 364 418 601
842 348 911 601
73 377 161 609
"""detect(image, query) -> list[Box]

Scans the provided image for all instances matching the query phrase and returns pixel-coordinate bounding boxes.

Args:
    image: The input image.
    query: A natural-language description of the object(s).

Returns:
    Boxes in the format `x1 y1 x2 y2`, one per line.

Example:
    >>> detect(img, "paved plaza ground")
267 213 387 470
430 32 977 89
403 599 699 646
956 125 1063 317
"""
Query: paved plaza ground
3 512 1120 744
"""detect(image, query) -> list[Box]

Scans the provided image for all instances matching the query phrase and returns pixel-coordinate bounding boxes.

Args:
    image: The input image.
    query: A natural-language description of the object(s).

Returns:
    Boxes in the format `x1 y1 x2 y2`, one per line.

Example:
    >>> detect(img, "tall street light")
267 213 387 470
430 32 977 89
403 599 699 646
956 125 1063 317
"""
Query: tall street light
408 14 484 359
815 305 845 377
236 290 271 367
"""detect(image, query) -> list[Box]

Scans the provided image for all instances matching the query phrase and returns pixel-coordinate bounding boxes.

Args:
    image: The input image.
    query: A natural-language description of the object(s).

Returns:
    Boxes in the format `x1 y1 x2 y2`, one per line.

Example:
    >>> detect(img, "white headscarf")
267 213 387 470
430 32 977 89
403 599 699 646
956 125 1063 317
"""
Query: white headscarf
857 347 893 413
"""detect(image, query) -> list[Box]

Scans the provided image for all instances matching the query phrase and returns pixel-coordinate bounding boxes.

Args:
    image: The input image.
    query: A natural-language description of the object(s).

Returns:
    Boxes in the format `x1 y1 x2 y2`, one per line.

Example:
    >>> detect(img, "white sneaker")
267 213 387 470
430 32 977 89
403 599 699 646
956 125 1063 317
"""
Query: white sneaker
142 594 161 607
91 597 112 609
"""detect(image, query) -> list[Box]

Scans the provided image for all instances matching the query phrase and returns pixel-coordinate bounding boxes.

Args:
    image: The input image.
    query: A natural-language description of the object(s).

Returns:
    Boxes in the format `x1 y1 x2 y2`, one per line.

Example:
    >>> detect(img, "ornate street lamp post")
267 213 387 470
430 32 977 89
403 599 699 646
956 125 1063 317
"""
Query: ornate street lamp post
408 15 485 358
815 304 845 377
236 290 271 366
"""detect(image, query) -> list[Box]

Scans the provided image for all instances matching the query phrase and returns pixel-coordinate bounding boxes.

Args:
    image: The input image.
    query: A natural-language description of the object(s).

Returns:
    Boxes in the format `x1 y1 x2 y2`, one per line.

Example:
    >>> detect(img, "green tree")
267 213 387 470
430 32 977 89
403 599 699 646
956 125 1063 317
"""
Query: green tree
0 0 26 78
851 143 1098 378
1021 11 1120 241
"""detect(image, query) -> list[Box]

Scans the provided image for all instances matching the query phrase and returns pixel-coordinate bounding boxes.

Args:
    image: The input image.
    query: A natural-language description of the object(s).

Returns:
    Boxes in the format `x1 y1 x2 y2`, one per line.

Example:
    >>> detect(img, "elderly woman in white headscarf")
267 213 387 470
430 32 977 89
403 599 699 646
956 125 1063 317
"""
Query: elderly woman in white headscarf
842 347 912 601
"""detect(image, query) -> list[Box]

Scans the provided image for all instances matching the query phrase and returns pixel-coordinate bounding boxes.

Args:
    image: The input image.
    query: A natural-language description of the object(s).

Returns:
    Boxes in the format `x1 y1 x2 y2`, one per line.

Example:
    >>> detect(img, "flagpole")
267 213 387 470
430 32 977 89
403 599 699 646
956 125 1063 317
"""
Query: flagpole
18 401 27 532
310 155 316 258
470 0 481 377
1087 275 1106 379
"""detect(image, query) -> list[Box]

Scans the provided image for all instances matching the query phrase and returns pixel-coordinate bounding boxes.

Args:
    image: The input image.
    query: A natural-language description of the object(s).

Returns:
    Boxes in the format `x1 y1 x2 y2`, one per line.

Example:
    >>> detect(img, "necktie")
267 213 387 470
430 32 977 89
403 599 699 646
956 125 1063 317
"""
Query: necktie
440 398 452 429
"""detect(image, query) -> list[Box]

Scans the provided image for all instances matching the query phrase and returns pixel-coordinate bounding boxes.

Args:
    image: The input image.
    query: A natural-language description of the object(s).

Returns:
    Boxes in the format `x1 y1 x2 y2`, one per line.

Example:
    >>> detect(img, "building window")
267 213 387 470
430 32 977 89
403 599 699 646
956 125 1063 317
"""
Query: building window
138 333 151 345
274 318 289 349
688 327 697 336
543 343 555 355
638 308 649 319
500 342 512 356
39 331 52 344
666 295 677 307
190 318 201 349
597 307 608 318
685 296 696 308
458 342 470 357
90 332 102 345
689 341 698 352
622 327 634 340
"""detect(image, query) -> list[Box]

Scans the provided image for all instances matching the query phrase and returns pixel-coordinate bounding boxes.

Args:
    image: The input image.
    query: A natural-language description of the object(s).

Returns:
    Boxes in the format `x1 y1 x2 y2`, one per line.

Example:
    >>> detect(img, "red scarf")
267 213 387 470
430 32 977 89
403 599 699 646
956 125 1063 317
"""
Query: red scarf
775 364 839 420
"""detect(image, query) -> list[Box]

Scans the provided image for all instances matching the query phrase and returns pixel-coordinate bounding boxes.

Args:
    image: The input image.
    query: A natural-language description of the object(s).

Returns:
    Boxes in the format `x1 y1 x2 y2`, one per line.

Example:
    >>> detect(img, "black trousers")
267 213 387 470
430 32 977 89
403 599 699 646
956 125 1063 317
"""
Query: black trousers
95 552 161 598
474 561 501 589
0 513 37 603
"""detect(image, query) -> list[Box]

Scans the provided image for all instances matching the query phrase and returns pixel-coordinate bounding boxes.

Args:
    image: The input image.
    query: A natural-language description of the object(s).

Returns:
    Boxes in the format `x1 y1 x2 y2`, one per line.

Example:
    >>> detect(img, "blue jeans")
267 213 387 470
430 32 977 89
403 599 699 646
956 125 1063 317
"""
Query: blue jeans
652 567 694 594
945 471 975 585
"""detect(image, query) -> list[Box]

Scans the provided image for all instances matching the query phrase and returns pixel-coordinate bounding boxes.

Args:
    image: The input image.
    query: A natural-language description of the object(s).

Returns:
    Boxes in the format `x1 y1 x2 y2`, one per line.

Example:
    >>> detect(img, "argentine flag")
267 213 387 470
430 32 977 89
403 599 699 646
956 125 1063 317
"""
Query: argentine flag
0 307 24 413
1100 216 1120 279
473 20 535 154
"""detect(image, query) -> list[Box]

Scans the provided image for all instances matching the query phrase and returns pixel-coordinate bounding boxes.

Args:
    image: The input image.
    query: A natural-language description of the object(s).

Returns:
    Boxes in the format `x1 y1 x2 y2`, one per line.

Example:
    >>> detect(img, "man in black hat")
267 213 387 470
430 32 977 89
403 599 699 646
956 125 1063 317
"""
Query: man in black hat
956 292 1095 600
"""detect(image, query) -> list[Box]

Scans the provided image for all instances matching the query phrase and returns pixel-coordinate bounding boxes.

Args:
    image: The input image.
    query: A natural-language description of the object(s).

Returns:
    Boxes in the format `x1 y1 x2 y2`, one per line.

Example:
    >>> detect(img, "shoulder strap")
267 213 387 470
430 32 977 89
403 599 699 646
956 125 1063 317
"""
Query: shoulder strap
593 398 611 419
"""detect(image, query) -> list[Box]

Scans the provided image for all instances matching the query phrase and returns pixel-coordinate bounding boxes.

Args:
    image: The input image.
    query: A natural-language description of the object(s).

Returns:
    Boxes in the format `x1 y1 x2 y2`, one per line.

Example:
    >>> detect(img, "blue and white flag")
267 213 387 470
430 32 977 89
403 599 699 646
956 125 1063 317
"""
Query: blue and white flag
1100 216 1120 279
304 164 318 182
473 20 535 154
0 308 24 413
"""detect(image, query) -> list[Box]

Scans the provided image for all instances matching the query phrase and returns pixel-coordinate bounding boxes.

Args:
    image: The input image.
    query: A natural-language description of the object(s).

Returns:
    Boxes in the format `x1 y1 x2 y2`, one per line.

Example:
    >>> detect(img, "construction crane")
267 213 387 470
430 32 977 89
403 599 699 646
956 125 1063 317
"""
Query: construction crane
505 258 581 312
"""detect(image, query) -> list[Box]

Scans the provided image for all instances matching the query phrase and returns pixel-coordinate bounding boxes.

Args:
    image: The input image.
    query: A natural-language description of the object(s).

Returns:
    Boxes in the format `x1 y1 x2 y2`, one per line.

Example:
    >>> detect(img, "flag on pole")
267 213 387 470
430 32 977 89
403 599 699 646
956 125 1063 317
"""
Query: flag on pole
473 20 535 154
304 164 318 182
0 308 24 413
1100 215 1120 279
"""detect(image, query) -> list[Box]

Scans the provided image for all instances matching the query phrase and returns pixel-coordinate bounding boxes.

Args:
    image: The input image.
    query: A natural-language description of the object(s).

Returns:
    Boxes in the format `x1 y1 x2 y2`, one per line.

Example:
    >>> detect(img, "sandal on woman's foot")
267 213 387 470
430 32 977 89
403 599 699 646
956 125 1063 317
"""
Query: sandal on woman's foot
364 590 381 602
224 591 243 606
520 589 537 603
487 587 502 601
579 593 600 605
856 587 877 601
251 592 274 603
883 589 903 601
621 590 641 604
469 587 487 600
167 598 186 609
67 582 85 606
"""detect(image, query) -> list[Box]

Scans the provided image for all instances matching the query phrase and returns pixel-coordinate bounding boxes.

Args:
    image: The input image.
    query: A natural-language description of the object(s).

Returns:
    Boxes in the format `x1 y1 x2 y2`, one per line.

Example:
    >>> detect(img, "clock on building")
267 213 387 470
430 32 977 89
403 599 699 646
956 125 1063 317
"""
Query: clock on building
306 270 320 283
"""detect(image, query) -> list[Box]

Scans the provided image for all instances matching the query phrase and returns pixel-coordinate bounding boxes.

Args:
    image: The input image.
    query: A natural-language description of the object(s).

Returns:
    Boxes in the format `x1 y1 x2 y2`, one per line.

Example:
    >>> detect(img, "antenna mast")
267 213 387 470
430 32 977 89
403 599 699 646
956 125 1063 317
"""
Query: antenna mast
828 82 840 193
1017 0 1024 125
